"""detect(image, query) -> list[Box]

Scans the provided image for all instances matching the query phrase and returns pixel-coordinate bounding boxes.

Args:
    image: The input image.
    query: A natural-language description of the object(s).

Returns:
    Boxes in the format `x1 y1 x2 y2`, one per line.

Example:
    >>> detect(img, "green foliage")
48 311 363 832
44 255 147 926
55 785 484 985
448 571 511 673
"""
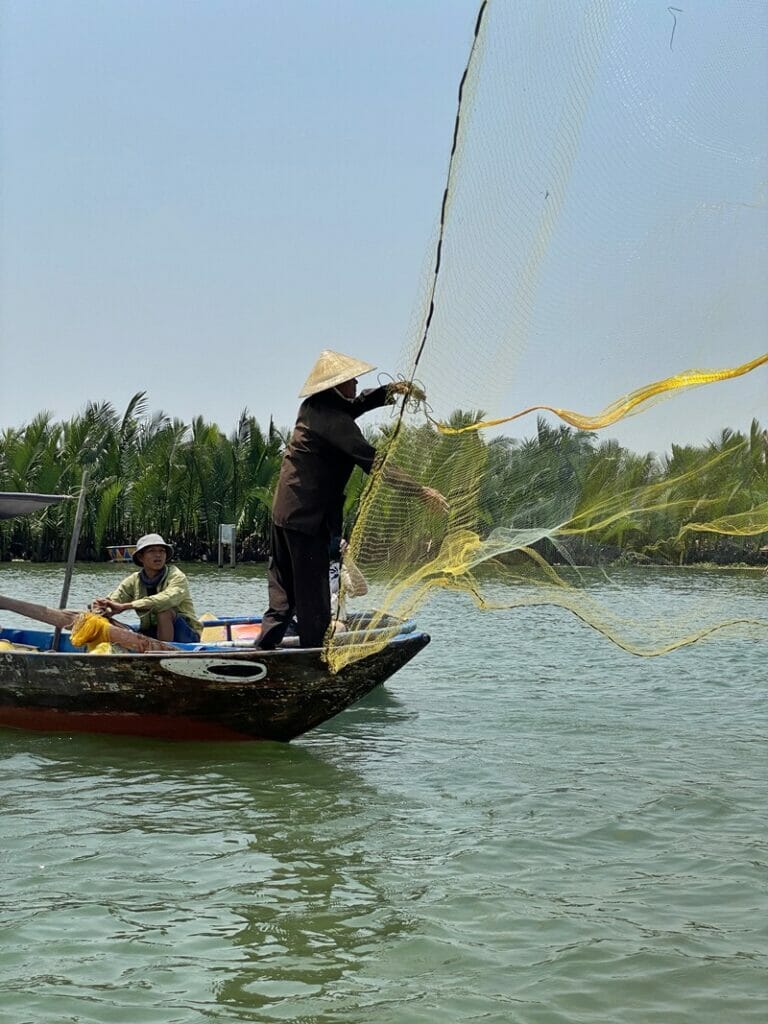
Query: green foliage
0 397 284 562
1 400 765 565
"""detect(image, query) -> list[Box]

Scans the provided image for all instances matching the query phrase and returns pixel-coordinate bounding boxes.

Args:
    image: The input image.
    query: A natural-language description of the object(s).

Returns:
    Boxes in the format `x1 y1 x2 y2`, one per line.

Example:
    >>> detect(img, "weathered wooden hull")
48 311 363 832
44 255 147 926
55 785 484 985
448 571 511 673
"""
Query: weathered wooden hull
0 633 430 741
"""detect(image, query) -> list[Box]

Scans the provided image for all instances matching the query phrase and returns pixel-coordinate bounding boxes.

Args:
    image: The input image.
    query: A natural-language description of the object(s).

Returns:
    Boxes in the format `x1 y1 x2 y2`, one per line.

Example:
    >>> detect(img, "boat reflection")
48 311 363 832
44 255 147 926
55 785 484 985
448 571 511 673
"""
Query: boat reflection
0 728 414 1019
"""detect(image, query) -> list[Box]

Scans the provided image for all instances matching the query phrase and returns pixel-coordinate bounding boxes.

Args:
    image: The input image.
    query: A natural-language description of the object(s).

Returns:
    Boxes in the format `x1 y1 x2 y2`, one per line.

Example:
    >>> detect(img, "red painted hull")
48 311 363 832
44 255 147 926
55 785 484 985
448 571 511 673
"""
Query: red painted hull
0 706 260 741
0 629 430 741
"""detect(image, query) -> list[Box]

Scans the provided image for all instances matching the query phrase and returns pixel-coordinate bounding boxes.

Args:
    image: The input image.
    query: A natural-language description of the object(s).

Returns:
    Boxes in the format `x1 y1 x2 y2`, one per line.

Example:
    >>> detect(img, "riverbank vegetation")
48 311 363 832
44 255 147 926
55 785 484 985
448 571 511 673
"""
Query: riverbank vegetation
1 394 766 566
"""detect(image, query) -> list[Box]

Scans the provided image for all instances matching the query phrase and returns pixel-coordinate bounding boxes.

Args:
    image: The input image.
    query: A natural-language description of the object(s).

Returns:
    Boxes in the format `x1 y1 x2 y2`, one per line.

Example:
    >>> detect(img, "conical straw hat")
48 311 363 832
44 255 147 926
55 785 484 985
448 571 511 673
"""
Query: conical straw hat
298 350 376 397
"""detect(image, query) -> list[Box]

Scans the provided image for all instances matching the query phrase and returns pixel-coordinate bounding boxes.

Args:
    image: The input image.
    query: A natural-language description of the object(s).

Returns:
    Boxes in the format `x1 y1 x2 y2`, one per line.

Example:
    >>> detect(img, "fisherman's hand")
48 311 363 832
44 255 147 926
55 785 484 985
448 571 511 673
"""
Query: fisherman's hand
420 486 449 513
387 381 426 403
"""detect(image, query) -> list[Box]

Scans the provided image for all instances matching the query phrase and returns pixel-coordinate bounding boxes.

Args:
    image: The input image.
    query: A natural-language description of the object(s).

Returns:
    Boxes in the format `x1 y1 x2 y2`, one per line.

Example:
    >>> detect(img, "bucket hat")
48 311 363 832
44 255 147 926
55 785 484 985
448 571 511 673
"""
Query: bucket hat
298 350 376 398
133 533 174 565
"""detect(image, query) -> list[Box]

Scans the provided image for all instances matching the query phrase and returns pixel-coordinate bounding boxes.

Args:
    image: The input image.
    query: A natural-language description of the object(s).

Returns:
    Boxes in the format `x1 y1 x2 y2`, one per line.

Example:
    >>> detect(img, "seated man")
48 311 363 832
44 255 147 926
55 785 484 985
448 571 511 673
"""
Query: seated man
92 533 202 643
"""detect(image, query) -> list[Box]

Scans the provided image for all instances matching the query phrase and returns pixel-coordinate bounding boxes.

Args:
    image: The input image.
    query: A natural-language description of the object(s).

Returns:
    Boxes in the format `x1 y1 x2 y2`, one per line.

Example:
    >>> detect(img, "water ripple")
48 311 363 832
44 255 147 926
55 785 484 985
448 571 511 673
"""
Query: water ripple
1 565 767 1021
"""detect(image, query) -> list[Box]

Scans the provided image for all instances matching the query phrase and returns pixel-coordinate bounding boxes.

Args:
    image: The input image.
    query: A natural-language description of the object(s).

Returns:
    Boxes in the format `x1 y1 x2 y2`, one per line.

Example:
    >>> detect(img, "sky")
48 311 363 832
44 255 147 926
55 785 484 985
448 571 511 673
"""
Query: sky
1 0 766 454
0 0 476 437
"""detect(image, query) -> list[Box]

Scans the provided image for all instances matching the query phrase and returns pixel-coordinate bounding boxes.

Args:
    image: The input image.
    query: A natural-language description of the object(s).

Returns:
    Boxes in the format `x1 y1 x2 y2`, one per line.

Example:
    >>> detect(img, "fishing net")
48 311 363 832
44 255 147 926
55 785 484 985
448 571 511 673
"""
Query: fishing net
69 612 171 654
327 0 768 672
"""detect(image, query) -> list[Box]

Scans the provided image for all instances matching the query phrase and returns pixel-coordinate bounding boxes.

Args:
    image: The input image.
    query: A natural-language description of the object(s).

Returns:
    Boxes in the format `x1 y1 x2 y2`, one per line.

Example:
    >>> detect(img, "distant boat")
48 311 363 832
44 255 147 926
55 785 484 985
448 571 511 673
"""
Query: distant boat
106 544 137 562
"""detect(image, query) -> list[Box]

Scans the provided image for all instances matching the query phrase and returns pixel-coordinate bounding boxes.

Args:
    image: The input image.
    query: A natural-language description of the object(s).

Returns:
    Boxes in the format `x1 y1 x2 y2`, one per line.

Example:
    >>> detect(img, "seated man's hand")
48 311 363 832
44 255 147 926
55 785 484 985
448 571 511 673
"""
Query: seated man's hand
91 598 132 617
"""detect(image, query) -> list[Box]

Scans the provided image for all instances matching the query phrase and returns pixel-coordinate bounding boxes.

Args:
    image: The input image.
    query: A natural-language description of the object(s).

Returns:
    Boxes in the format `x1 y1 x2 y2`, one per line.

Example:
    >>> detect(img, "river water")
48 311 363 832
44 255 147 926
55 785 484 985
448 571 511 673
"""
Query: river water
0 563 766 1023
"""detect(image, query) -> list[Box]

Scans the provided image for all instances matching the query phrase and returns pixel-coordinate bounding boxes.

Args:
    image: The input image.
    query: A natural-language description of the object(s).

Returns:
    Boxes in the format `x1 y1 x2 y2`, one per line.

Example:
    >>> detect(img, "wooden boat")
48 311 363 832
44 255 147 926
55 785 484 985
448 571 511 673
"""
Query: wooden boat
0 610 429 742
0 492 429 741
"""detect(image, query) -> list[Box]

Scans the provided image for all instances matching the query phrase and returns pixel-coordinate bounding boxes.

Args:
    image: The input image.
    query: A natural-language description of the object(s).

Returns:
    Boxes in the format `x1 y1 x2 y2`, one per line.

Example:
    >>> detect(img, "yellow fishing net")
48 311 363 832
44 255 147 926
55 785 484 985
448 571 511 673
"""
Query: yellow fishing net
70 613 114 652
0 639 40 653
327 0 768 671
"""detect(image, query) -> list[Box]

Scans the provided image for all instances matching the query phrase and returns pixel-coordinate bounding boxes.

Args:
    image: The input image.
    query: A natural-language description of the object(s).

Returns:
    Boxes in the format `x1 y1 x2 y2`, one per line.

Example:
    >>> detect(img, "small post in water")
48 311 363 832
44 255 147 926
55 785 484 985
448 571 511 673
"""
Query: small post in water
218 523 236 568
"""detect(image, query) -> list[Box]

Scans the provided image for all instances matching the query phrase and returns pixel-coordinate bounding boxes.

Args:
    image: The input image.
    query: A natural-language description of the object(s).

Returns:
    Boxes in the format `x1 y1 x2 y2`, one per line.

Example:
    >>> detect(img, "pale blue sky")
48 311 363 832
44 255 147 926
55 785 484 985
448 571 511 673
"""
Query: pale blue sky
1 1 766 453
1 0 475 435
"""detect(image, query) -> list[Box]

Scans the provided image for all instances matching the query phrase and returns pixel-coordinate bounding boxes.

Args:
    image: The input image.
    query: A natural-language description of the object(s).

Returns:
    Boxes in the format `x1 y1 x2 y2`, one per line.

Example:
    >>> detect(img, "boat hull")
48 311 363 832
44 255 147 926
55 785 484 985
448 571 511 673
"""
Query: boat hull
0 633 430 741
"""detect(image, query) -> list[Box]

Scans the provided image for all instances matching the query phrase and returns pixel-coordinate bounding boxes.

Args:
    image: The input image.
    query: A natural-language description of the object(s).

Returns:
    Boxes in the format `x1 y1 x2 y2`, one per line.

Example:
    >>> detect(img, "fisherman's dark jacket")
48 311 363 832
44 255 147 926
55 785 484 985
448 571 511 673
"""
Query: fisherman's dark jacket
271 385 391 537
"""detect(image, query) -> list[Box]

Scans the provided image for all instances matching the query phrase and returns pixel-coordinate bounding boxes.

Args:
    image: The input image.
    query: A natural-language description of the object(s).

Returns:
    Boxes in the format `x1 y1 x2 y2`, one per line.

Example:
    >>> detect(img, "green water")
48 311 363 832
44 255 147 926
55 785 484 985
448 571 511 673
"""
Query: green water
1 564 766 1023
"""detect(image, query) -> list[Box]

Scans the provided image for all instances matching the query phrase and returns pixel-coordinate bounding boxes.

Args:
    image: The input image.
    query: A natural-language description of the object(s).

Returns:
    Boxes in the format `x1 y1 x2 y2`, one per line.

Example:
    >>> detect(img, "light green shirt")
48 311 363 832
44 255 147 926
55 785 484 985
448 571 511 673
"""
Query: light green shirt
109 564 202 634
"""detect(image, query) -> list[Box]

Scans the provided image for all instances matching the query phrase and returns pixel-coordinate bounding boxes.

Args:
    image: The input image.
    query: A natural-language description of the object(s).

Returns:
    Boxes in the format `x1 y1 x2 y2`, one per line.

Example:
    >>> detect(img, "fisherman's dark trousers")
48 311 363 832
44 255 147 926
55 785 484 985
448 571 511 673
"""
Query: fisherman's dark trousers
258 524 331 649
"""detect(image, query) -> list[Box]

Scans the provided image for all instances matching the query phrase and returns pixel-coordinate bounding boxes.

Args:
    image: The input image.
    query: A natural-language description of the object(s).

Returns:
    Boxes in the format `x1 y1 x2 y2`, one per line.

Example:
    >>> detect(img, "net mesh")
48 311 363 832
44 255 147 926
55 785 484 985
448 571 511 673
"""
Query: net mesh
327 0 768 672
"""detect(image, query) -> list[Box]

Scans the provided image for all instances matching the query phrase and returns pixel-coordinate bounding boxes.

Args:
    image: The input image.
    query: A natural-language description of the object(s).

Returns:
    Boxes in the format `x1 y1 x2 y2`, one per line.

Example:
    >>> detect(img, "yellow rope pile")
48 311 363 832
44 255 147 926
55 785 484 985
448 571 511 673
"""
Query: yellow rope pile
70 612 114 654
0 639 40 653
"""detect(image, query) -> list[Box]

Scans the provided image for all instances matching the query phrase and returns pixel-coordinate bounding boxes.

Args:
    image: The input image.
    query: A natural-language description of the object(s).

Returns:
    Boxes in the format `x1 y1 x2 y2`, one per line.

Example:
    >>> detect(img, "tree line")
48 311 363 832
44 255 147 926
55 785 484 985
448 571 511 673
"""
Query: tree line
1 394 766 566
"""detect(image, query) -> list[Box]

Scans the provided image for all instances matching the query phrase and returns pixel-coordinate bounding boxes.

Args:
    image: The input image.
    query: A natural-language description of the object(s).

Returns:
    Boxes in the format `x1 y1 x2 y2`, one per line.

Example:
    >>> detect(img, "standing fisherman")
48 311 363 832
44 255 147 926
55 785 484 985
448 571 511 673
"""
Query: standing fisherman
258 350 447 650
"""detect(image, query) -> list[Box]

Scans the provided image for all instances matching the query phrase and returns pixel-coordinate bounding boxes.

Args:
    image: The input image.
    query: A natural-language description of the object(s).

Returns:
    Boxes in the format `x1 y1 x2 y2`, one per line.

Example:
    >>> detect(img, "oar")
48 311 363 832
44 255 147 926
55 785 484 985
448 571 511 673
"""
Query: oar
0 594 177 653
53 467 89 651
